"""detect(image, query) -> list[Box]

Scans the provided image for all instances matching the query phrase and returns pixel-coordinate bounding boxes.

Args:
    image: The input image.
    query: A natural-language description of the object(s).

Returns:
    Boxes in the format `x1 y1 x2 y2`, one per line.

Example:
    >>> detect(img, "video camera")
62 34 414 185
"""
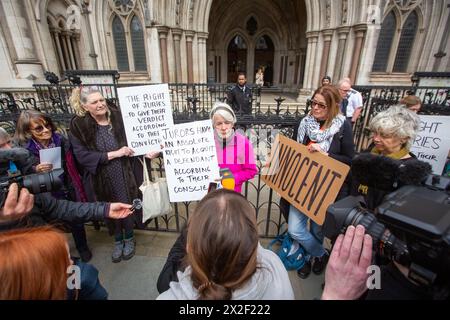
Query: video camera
323 154 450 299
0 148 64 207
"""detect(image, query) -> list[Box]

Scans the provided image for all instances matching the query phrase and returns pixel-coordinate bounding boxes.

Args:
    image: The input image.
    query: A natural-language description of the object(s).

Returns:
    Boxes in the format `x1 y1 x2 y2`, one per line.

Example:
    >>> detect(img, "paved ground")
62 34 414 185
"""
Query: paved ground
68 225 325 300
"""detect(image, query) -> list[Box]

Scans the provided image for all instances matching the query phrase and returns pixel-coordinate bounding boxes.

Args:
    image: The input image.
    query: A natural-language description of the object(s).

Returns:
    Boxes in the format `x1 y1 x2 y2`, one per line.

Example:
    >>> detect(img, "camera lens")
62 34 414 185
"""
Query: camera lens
22 168 64 194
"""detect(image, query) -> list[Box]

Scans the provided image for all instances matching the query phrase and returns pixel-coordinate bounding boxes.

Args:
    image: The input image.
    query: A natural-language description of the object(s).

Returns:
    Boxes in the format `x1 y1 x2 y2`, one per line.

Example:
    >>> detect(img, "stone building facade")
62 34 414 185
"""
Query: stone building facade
0 0 449 97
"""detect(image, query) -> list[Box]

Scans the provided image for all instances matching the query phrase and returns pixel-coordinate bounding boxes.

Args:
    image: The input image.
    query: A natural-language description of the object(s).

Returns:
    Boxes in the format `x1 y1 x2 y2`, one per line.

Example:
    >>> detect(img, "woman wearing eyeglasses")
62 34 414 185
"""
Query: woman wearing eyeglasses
288 85 355 280
14 110 92 262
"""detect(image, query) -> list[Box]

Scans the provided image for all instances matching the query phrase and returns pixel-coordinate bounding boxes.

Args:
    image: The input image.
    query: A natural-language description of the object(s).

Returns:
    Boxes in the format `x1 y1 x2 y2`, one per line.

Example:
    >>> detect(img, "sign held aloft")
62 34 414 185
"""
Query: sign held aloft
261 135 350 225
162 120 220 202
411 115 450 175
117 84 174 156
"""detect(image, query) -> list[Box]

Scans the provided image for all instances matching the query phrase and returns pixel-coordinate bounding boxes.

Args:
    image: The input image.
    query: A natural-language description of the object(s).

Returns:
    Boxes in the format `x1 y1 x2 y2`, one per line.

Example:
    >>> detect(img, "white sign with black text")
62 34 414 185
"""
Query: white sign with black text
411 115 450 175
162 120 220 202
117 84 174 156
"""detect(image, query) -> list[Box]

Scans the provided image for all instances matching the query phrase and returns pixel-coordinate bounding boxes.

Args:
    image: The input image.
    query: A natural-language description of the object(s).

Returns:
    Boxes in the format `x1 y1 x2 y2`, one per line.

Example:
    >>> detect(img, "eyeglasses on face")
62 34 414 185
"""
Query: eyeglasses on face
30 123 52 133
311 99 328 109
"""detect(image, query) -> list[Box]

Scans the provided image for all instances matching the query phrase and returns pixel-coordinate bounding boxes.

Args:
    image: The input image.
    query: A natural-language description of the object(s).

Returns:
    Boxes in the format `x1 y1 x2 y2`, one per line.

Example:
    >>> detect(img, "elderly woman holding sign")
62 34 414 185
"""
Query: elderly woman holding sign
69 86 157 263
210 102 258 193
288 85 354 279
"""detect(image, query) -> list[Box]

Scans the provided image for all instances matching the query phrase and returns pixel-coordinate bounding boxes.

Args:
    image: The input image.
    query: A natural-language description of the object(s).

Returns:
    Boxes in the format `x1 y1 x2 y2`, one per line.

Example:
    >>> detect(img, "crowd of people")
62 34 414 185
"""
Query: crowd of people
0 71 440 301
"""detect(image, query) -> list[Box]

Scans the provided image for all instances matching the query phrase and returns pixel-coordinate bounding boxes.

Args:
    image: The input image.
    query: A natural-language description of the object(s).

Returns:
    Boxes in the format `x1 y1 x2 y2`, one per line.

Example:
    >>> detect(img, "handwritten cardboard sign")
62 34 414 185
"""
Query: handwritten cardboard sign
117 84 174 156
261 135 350 225
411 115 450 175
162 120 220 202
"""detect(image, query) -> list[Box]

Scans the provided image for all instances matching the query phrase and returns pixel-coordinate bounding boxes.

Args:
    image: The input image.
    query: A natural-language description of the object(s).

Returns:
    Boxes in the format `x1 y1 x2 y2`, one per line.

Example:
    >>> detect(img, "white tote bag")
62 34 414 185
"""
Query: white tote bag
139 157 171 223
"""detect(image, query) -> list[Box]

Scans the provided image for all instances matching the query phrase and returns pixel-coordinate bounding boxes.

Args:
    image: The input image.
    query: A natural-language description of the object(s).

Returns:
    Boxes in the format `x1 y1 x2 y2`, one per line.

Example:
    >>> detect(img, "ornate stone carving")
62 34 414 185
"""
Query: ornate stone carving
342 0 348 24
108 0 136 16
143 0 155 26
326 0 331 28
189 0 196 27
176 0 181 26
393 0 421 12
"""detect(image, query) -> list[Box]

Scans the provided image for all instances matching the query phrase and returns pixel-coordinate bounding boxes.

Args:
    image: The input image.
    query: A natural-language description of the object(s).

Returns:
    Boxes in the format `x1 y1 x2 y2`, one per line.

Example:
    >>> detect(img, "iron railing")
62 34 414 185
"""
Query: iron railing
1 78 449 236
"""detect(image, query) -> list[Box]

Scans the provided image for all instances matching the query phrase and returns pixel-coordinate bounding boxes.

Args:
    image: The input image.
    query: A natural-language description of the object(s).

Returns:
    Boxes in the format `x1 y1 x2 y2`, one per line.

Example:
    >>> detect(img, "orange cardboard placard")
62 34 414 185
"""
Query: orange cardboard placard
261 135 350 225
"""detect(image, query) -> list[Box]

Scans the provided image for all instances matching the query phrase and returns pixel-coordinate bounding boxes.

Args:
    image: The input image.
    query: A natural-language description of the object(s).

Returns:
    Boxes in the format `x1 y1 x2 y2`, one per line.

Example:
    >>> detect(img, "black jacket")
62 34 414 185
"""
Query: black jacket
227 85 253 114
0 192 108 233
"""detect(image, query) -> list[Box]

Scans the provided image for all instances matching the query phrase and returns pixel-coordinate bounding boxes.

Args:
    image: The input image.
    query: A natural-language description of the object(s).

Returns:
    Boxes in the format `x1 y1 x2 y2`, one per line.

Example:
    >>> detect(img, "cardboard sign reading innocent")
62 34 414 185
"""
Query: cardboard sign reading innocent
261 135 350 226
117 84 174 156
162 120 221 203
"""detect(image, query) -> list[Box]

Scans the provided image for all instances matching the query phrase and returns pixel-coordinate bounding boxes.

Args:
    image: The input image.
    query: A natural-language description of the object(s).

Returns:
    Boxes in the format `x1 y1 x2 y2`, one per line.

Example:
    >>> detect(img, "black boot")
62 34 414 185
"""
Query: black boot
297 261 311 279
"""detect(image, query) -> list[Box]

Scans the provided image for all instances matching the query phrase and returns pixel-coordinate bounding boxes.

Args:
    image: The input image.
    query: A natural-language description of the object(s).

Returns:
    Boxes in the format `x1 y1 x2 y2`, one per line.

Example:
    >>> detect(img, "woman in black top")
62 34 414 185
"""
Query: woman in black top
288 85 355 279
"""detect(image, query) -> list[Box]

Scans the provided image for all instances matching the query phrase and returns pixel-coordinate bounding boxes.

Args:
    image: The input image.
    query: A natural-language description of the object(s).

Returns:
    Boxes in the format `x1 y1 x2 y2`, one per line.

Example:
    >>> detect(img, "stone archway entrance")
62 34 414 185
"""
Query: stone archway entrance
254 35 274 86
227 35 248 83
207 0 307 90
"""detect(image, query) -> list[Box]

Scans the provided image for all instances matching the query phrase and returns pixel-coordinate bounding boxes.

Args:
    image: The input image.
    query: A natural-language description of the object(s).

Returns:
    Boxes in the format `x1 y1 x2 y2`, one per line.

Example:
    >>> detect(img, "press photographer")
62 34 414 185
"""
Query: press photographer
0 144 133 231
324 175 450 300
322 105 449 299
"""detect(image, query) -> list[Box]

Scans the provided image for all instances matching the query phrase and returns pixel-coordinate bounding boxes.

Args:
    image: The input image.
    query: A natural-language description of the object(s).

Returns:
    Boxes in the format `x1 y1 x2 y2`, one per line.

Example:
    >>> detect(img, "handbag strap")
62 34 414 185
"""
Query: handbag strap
140 156 151 183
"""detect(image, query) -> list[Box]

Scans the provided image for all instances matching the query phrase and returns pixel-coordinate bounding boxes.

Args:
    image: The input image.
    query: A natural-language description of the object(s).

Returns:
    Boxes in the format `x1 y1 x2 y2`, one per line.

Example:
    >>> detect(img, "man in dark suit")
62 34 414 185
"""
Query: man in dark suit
227 73 253 114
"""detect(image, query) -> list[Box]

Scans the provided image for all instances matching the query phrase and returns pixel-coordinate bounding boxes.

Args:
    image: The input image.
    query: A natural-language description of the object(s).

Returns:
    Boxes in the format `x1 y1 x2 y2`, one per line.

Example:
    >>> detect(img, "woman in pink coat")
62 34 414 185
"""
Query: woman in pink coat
210 103 258 193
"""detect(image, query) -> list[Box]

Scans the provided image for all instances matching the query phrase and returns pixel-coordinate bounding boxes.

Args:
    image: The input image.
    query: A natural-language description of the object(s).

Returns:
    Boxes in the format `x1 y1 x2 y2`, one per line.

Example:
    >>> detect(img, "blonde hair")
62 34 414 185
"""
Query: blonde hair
69 86 104 117
369 105 420 149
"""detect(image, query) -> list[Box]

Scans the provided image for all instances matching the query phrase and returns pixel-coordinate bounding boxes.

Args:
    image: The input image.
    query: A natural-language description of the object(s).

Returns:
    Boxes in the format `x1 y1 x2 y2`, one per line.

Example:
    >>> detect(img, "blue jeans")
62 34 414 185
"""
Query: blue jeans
288 205 327 259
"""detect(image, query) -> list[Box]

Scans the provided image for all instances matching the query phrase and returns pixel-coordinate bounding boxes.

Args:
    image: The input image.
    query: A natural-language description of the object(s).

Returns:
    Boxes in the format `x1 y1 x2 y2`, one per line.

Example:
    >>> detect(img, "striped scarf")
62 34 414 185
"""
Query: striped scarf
297 114 346 151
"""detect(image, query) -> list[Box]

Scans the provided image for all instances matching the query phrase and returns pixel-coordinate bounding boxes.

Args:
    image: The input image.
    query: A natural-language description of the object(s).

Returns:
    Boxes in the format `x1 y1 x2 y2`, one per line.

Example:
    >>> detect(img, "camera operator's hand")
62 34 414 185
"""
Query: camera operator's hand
0 183 34 222
107 203 133 219
321 225 373 300
36 162 53 173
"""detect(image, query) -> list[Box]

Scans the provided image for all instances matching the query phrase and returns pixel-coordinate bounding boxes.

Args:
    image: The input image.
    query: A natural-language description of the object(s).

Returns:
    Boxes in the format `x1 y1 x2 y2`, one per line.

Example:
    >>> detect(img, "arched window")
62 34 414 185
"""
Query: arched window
112 16 129 71
111 14 147 73
393 11 418 72
47 17 81 73
130 15 147 72
372 11 396 72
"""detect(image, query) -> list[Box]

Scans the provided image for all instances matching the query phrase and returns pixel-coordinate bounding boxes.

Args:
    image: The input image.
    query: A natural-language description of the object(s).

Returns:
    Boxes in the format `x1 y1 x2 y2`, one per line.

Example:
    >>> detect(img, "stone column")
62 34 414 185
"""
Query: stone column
71 32 82 69
63 31 76 69
333 26 350 81
319 29 334 86
81 1 98 68
172 28 183 82
59 30 71 70
185 30 195 83
50 28 66 70
0 0 44 79
349 24 367 84
304 31 319 90
157 26 170 83
197 32 209 83
298 31 319 103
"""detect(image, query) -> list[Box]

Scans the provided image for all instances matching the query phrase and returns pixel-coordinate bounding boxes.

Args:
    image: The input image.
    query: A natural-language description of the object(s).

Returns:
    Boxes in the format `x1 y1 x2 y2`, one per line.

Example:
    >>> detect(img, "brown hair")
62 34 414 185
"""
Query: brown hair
311 85 342 128
14 110 57 145
0 226 71 300
186 189 259 300
400 95 421 108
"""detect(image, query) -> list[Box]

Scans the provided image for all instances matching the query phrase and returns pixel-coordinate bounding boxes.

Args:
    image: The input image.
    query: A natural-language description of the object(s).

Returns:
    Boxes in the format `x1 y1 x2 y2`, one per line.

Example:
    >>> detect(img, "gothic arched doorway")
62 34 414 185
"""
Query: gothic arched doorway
227 35 247 83
254 35 274 86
